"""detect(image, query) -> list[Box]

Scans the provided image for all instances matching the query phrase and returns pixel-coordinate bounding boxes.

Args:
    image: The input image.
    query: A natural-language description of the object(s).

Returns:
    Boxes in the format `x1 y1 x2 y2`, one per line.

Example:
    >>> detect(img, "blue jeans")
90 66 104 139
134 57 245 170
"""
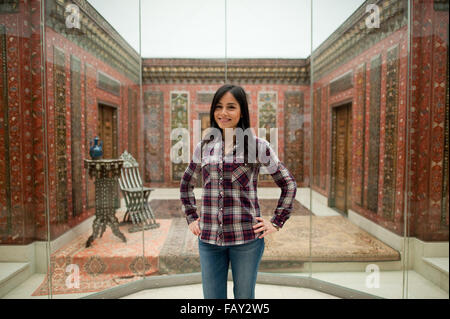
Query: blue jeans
198 238 265 299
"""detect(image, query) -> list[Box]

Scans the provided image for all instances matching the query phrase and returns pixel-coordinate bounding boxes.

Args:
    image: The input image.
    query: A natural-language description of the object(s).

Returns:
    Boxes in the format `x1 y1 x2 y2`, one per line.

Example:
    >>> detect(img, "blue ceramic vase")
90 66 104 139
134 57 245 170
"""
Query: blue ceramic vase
89 136 103 160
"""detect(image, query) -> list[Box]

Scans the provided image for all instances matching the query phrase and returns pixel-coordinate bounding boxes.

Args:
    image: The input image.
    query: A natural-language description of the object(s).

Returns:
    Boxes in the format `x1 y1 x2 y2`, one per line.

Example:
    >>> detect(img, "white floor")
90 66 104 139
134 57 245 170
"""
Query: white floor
2 270 448 299
311 271 448 299
121 282 340 299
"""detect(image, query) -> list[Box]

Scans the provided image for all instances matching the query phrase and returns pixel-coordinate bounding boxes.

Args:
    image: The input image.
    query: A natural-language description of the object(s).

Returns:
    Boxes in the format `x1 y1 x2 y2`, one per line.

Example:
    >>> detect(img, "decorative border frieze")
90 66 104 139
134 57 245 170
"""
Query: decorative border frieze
367 55 382 213
45 0 140 83
0 24 12 235
312 0 407 80
0 0 19 13
144 91 165 183
97 71 121 96
70 55 82 217
382 45 399 220
329 71 353 96
54 45 68 223
143 59 310 85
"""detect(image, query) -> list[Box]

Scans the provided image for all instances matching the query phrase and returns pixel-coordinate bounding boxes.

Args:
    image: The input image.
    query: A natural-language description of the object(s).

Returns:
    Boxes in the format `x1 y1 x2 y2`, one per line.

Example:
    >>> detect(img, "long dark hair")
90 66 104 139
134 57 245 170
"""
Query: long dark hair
201 84 257 165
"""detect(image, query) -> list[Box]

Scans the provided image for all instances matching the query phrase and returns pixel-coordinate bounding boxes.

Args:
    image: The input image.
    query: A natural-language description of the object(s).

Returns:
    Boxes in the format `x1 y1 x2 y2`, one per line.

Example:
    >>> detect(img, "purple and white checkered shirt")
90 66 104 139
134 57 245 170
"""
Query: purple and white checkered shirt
180 136 297 246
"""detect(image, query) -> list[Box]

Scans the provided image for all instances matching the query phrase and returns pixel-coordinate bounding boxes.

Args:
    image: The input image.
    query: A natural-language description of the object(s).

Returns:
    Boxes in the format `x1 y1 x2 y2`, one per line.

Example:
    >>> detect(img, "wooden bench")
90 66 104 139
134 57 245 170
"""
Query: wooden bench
118 151 159 233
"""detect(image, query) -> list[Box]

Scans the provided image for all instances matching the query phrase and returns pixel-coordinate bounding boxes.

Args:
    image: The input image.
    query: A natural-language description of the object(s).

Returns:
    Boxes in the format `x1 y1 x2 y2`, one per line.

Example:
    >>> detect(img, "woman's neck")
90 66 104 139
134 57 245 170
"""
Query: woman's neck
222 128 237 145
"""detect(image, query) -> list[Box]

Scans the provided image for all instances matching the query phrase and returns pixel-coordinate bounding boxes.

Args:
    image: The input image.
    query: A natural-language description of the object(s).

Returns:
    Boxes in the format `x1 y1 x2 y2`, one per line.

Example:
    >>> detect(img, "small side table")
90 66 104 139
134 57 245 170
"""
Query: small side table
84 159 127 247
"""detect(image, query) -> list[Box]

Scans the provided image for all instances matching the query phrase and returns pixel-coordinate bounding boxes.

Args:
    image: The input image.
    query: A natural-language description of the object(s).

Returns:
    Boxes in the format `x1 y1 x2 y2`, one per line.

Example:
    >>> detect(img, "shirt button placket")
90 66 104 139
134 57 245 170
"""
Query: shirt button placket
217 143 224 244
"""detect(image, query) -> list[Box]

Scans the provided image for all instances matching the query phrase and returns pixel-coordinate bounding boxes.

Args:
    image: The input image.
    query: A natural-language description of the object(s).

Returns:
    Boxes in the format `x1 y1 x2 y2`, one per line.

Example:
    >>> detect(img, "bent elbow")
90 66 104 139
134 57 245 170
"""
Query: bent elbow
287 179 297 194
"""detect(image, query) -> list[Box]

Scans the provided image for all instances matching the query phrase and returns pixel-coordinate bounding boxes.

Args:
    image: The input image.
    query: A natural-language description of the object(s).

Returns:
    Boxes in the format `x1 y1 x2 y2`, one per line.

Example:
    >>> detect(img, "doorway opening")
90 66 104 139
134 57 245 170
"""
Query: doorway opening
330 102 352 216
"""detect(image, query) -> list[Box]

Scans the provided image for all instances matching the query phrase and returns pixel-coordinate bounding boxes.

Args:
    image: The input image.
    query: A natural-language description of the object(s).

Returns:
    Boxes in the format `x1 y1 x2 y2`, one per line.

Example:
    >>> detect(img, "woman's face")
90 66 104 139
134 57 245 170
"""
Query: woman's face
214 91 242 130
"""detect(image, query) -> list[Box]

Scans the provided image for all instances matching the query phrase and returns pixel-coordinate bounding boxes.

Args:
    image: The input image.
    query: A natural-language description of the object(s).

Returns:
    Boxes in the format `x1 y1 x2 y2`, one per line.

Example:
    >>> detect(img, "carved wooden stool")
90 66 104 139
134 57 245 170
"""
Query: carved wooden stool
84 159 127 247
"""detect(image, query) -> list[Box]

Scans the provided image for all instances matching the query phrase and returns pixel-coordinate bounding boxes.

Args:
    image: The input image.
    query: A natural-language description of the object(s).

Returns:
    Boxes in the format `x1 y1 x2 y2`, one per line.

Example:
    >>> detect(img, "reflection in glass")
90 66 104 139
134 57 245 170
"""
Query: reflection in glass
310 0 448 299
0 0 143 298
0 0 51 298
407 0 449 299
44 0 142 298
311 0 409 298
223 0 312 281
0 0 448 300
140 0 227 277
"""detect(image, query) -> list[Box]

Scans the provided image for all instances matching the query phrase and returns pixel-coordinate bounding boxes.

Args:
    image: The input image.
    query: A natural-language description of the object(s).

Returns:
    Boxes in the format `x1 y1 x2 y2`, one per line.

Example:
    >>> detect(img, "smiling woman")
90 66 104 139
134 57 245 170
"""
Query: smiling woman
214 92 242 131
180 84 298 299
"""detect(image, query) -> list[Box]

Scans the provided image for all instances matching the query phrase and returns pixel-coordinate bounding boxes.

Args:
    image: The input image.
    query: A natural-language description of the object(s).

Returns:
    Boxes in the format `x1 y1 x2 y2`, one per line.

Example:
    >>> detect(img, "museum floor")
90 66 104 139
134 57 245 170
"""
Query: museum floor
1 188 448 299
2 269 448 299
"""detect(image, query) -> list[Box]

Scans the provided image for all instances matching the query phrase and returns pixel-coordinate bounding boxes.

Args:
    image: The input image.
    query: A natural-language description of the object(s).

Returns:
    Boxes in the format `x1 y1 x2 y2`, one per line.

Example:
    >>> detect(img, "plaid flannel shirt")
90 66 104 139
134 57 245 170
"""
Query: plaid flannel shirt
180 136 297 246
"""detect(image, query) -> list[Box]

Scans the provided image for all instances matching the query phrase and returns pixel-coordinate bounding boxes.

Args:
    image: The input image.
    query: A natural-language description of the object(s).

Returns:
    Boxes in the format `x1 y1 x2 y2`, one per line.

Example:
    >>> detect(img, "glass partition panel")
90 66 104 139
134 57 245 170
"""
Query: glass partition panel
0 0 51 299
225 0 312 290
140 0 226 278
43 0 142 298
310 0 409 298
406 0 449 299
3 0 446 301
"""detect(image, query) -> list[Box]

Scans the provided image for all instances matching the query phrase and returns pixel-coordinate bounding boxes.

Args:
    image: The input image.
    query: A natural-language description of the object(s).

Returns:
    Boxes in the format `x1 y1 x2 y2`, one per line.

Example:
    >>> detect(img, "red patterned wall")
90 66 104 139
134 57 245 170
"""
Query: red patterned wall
142 83 310 189
0 0 141 243
0 0 43 244
312 26 410 236
410 0 449 241
0 0 448 245
42 27 141 241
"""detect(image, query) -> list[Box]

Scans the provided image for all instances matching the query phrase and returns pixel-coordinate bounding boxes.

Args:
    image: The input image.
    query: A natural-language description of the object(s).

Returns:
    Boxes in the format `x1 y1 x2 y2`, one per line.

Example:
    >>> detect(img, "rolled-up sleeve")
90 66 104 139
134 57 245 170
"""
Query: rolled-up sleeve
258 139 297 229
180 142 202 225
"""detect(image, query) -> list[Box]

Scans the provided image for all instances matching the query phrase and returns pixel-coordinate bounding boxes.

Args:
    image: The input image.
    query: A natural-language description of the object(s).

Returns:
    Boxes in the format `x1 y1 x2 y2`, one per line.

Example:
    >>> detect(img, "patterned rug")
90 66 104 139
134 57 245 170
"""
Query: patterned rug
32 216 172 296
157 215 400 274
32 199 400 296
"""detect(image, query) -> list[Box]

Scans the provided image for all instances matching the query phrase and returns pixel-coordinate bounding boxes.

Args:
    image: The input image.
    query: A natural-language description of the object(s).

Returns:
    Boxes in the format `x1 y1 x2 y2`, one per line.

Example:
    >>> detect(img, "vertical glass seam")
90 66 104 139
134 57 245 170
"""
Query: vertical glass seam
139 0 146 281
40 0 52 299
308 0 313 278
402 0 412 300
224 0 228 83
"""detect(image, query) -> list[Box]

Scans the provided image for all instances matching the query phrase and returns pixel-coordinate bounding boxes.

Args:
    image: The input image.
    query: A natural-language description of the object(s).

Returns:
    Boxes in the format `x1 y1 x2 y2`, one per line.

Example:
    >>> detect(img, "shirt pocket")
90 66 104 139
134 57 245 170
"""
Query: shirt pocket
201 162 211 187
231 163 253 189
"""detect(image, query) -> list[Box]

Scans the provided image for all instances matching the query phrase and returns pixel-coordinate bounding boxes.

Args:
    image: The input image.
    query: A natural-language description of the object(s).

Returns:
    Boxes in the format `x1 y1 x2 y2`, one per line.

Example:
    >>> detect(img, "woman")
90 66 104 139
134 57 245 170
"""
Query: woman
180 84 297 299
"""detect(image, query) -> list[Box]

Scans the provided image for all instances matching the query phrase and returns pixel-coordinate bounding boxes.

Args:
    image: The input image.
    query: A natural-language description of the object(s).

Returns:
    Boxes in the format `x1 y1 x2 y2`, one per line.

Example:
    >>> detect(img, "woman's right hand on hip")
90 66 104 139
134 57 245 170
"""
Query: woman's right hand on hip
189 217 201 236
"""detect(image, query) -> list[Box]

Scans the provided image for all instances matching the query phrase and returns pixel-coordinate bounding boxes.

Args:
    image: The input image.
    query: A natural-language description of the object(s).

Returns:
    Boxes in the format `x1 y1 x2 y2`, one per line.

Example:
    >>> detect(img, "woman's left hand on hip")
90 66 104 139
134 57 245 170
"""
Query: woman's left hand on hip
253 217 277 238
